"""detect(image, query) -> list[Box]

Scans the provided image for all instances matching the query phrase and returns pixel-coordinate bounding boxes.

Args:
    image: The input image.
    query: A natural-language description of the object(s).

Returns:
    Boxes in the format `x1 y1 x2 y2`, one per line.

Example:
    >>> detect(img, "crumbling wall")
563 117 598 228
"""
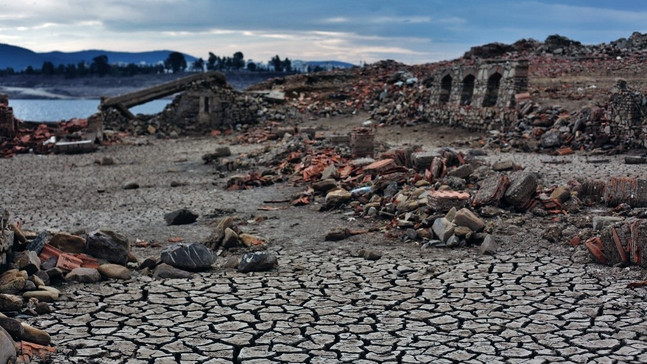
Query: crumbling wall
0 94 19 141
607 80 647 148
424 60 529 131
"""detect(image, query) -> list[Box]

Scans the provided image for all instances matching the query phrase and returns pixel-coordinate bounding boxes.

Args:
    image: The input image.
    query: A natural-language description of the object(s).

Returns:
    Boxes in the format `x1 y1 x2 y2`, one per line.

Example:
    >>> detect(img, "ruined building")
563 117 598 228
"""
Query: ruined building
0 94 19 141
424 60 529 131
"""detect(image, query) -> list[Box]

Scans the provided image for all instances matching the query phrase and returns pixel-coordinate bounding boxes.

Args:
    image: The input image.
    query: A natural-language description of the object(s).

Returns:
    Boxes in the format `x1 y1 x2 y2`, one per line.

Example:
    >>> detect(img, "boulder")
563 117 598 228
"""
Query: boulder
472 174 510 207
160 243 215 272
23 289 59 302
447 164 474 179
480 235 497 255
65 267 102 283
0 269 27 294
86 229 130 265
153 263 194 279
453 208 485 232
98 263 132 280
164 209 198 225
13 250 41 275
0 326 16 364
432 218 455 243
21 322 51 346
49 232 86 253
0 316 23 340
0 294 22 311
237 251 278 273
504 171 538 208
325 189 351 207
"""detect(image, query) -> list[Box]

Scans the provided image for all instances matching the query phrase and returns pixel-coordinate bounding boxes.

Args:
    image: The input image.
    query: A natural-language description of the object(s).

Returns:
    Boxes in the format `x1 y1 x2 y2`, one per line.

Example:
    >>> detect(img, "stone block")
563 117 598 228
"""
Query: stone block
453 208 485 232
504 171 538 208
432 217 455 243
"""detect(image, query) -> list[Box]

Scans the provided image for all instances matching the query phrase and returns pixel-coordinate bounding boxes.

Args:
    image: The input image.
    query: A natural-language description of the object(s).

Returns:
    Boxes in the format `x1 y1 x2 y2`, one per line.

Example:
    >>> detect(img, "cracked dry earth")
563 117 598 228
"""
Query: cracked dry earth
2 123 647 363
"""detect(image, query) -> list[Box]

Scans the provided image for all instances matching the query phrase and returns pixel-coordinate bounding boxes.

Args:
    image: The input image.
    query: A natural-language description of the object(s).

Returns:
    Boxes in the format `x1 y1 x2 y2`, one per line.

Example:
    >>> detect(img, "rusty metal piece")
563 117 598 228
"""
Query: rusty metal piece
611 227 629 263
584 237 607 265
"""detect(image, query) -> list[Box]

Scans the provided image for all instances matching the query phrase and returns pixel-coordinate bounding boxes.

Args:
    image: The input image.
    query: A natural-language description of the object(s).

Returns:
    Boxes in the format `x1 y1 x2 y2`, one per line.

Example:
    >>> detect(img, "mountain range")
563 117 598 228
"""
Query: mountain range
0 43 198 70
0 43 356 71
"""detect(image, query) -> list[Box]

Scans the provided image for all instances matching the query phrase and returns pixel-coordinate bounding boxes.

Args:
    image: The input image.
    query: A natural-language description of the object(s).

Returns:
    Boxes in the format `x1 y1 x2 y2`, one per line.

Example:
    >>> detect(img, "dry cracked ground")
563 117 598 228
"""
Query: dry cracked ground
2 118 647 363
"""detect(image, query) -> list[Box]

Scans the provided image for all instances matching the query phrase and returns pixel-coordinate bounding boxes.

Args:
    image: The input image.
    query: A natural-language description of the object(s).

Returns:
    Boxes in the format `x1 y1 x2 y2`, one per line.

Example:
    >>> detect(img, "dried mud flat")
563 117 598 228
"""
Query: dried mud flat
3 115 647 363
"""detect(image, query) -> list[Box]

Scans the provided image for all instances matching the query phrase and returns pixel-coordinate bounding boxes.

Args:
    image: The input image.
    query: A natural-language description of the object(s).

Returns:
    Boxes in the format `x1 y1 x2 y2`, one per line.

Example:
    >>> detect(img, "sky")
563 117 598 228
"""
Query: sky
1 1 646 65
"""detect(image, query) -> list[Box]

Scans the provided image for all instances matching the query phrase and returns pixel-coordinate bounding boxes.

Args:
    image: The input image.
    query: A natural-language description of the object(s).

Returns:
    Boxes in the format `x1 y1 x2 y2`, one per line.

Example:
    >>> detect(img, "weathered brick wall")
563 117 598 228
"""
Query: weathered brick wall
0 93 18 140
423 60 529 132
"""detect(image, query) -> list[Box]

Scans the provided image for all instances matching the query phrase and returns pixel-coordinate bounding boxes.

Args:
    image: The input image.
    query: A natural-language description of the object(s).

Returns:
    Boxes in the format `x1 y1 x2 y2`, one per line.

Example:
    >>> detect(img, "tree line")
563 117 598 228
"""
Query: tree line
0 51 297 78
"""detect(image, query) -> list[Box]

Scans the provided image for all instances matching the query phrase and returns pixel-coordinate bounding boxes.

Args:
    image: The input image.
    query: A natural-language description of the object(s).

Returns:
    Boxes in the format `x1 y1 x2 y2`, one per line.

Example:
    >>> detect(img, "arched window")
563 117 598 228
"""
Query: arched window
482 72 502 107
460 75 475 105
439 75 452 104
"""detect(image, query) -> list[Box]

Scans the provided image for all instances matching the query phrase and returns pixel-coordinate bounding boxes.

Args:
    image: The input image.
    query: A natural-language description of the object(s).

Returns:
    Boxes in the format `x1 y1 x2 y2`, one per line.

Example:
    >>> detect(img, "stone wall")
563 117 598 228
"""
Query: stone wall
0 93 19 141
423 60 529 132
607 80 647 148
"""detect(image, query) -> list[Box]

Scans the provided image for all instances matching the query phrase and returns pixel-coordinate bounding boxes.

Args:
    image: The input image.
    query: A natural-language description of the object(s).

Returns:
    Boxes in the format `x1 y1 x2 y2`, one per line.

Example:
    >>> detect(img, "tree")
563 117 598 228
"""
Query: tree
77 61 88 76
192 58 205 72
207 52 217 70
64 64 77 79
270 55 283 72
232 51 245 70
246 62 257 71
90 55 110 76
282 58 292 73
165 52 187 73
41 61 55 76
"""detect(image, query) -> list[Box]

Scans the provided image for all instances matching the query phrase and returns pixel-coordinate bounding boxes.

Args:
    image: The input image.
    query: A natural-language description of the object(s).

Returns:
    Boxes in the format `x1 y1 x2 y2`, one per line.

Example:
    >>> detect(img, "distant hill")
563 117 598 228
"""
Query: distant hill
0 43 198 70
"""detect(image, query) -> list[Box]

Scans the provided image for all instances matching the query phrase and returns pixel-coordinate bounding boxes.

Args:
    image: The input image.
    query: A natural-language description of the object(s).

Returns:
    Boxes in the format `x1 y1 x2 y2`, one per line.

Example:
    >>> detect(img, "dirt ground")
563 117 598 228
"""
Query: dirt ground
3 114 647 363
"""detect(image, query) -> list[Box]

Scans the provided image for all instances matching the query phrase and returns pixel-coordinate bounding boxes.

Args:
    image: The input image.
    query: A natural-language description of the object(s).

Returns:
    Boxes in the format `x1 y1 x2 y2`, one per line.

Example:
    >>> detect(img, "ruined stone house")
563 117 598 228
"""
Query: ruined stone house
0 94 19 140
424 60 529 131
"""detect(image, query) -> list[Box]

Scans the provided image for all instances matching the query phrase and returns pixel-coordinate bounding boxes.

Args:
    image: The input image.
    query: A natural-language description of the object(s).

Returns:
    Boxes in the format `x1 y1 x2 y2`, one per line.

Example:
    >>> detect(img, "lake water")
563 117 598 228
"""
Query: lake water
9 99 171 122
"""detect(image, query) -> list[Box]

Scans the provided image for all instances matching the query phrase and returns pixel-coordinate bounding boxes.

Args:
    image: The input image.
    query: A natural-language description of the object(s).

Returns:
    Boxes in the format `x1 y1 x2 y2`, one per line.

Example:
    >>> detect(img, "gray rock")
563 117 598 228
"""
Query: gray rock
592 216 624 231
453 208 485 232
123 181 140 190
164 208 198 225
65 267 102 283
504 171 538 208
86 229 131 265
238 251 278 273
480 235 497 255
26 231 48 254
432 217 455 243
447 164 474 179
411 151 436 170
153 263 194 279
98 263 132 280
540 129 562 148
160 242 215 272
0 326 17 364
13 250 41 275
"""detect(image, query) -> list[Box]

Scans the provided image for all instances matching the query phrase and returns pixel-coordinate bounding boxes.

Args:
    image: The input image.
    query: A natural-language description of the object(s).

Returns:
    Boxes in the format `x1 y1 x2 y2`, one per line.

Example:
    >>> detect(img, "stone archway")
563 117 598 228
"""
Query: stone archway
439 75 452 104
460 75 476 106
482 72 502 107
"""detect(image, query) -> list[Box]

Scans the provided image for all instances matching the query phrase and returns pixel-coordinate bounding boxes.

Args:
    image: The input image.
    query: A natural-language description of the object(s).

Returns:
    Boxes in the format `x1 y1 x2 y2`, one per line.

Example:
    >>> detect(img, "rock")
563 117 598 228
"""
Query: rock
540 129 562 148
0 316 23 340
321 164 339 180
453 208 485 232
454 226 472 238
625 155 647 164
0 294 22 311
427 190 470 212
44 267 64 280
100 156 115 165
139 256 160 270
325 189 351 207
26 231 48 253
65 267 102 283
13 250 41 275
239 233 265 247
325 228 350 241
86 229 130 265
480 235 497 255
432 218 455 243
446 235 462 247
30 274 45 288
542 225 563 243
313 178 337 192
153 263 194 279
160 242 215 272
472 174 510 207
205 216 235 249
164 208 198 225
23 289 58 302
447 164 474 179
222 228 240 248
504 171 538 208
360 249 382 261
49 232 86 253
550 186 572 203
123 181 140 190
23 280 36 291
592 216 624 231
0 326 17 364
98 263 132 280
492 160 515 171
411 151 436 170
237 251 278 273
416 228 432 240
21 322 51 346
0 269 27 294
